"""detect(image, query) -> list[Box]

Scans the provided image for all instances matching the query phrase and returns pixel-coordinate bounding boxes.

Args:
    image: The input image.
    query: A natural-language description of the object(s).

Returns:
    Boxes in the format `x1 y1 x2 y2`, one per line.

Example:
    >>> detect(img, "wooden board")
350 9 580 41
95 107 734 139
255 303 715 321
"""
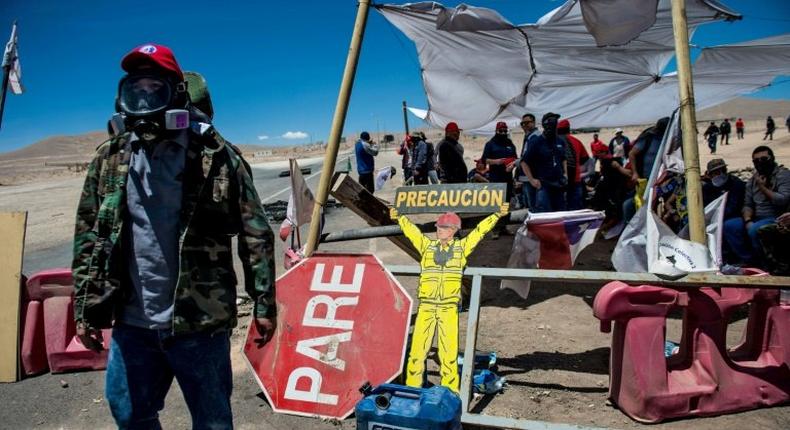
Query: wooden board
0 212 27 383
394 183 506 214
329 172 421 261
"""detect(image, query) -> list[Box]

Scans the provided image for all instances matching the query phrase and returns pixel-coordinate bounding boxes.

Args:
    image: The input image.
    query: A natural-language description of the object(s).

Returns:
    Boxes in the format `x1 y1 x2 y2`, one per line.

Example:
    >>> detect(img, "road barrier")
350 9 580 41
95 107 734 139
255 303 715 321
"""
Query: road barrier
387 265 790 430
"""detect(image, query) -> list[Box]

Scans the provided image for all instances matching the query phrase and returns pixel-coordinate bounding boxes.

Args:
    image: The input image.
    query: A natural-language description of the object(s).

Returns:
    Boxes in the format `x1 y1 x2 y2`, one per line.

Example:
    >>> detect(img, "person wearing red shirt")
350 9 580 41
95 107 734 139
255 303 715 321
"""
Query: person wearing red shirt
736 118 745 140
558 119 590 210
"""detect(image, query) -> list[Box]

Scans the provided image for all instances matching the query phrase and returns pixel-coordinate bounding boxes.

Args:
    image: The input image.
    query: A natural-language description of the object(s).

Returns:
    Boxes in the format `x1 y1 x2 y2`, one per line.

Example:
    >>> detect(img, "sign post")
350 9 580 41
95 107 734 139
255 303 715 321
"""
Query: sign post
243 253 413 419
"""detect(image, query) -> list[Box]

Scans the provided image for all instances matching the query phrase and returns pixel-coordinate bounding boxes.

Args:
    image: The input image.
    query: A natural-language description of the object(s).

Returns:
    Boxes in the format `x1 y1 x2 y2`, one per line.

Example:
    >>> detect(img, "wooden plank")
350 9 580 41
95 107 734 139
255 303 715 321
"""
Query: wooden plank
0 212 27 383
330 172 421 261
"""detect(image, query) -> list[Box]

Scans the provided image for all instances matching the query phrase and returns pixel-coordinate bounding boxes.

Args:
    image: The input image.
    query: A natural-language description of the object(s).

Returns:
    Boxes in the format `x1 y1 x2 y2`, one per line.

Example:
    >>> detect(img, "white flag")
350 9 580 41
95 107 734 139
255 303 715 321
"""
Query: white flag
3 23 23 95
286 158 314 227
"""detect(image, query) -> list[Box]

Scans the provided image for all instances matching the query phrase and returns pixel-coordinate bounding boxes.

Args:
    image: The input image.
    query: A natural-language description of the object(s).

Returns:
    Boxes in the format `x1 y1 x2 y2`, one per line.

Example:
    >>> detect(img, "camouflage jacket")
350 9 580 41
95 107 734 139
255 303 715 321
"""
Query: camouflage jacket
72 128 275 334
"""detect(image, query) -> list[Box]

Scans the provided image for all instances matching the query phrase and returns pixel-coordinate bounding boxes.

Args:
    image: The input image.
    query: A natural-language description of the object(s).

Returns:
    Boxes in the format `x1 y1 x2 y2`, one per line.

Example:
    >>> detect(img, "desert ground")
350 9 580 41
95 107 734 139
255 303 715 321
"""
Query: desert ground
0 117 789 429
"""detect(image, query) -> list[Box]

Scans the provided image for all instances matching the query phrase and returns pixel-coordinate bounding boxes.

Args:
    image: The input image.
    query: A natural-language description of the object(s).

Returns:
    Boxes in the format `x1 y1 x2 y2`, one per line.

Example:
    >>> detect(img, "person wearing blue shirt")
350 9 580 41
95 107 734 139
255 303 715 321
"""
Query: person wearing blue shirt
520 112 567 213
516 113 541 210
355 131 379 193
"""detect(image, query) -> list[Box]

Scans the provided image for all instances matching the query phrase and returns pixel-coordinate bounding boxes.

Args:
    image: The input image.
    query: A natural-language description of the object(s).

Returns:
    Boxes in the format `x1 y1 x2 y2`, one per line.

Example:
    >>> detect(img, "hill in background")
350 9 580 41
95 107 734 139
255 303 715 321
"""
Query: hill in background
697 97 790 121
0 96 787 185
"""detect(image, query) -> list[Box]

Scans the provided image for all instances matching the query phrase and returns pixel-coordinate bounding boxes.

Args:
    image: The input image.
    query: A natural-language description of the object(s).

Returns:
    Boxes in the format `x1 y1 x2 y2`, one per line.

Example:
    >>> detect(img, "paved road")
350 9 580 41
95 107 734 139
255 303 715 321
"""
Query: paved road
21 153 355 274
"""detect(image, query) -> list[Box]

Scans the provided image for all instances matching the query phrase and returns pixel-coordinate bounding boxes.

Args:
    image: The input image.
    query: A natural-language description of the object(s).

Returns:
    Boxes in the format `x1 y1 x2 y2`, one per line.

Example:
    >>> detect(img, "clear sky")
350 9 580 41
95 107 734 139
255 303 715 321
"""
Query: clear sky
0 0 788 152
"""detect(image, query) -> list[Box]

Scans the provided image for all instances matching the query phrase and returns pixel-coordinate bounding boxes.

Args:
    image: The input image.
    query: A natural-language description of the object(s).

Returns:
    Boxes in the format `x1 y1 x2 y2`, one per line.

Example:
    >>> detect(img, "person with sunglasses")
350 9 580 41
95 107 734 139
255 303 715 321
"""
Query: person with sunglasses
723 145 790 265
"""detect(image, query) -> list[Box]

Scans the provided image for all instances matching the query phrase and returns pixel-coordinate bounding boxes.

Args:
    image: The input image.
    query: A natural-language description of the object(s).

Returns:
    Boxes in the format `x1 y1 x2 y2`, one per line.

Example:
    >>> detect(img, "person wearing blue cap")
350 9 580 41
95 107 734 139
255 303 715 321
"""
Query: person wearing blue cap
355 131 380 193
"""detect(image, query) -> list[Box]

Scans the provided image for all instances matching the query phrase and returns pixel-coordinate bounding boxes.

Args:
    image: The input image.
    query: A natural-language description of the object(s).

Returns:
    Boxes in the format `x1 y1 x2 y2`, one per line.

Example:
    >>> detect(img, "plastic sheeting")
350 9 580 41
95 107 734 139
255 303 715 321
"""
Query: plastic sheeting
377 1 789 133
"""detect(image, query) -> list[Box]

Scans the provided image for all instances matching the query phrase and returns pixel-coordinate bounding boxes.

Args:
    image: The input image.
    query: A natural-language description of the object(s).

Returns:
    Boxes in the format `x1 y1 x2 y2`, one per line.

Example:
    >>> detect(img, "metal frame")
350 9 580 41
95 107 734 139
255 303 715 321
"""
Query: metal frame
386 265 790 429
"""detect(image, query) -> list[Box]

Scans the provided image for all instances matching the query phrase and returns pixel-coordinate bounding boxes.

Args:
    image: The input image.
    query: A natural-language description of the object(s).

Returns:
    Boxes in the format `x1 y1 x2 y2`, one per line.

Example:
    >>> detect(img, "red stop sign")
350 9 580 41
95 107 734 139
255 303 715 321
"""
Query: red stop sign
243 253 413 419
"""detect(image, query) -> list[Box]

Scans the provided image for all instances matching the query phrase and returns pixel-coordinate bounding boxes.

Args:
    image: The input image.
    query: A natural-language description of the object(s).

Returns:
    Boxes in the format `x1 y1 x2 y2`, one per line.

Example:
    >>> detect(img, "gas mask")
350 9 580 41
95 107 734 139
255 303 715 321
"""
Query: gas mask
117 74 189 141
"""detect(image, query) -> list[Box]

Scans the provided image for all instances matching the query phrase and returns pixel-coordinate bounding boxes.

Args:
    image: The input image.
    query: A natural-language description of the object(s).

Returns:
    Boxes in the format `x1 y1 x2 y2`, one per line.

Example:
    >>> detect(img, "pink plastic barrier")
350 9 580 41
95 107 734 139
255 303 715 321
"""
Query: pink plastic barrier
593 280 790 423
20 269 111 376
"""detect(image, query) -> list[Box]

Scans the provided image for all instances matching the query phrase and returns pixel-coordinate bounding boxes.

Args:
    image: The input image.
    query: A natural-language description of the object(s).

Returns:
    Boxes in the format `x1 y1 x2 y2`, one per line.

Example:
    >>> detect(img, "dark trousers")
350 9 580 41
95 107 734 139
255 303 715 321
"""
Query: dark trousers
737 128 744 139
720 133 729 145
413 172 428 185
359 172 375 193
533 186 566 213
106 324 233 430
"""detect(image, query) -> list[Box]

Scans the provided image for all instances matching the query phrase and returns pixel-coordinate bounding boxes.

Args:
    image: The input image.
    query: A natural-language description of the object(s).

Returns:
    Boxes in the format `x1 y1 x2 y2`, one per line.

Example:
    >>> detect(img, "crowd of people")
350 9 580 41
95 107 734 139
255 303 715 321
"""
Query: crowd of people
389 113 789 275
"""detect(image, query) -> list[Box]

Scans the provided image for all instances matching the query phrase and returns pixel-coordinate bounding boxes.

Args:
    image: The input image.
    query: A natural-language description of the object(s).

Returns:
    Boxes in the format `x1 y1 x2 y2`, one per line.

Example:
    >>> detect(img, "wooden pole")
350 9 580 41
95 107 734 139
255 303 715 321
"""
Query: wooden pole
0 64 10 131
402 100 410 136
670 0 706 245
304 0 371 256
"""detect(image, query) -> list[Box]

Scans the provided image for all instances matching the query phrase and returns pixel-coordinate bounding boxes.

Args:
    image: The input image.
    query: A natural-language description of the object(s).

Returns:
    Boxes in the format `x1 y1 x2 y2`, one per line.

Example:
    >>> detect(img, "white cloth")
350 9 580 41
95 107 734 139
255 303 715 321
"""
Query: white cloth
381 1 789 133
286 158 314 228
2 23 23 95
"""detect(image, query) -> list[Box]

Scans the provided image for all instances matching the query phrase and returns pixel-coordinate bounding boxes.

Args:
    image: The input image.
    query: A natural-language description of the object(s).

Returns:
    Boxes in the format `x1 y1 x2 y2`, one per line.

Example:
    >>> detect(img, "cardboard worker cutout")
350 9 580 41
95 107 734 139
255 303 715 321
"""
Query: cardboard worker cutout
389 202 507 392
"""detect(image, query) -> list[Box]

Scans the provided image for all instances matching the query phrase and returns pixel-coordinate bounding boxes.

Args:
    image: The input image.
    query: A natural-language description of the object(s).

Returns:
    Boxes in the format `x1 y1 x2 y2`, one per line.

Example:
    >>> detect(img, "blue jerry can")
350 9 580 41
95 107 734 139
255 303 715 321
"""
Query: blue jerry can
355 384 462 430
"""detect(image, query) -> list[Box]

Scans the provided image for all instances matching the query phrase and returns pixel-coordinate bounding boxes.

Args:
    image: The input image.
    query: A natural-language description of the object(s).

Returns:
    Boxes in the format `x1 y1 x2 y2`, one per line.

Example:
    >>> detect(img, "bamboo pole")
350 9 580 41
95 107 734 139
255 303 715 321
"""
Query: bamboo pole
670 0 706 245
304 0 371 256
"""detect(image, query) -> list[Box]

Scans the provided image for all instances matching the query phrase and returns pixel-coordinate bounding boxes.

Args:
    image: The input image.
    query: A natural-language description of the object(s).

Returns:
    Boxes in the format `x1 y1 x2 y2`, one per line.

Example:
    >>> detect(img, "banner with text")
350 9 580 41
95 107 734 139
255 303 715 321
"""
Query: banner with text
394 183 506 214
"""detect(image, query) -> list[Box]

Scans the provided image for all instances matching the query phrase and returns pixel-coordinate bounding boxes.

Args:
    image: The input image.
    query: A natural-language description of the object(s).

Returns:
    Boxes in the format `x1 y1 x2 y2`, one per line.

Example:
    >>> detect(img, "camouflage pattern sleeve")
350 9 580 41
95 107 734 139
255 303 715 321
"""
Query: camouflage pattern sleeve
234 157 277 319
72 149 103 323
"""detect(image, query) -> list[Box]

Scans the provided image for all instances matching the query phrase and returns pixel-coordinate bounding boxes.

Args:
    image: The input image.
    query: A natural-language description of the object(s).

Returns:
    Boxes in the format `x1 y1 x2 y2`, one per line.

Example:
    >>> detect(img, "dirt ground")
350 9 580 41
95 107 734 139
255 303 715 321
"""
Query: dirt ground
0 128 789 429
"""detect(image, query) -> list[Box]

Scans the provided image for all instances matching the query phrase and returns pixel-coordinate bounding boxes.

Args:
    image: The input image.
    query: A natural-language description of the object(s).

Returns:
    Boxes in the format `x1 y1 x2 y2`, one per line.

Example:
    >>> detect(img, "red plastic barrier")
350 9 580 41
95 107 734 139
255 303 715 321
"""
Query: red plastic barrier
593 281 790 423
19 271 48 376
19 269 110 376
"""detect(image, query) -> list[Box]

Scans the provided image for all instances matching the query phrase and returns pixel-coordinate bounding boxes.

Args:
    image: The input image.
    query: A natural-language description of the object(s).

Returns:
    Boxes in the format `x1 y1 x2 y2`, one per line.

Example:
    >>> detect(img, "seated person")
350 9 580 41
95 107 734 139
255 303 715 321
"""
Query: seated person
723 146 790 264
468 158 489 183
701 158 745 221
757 212 790 275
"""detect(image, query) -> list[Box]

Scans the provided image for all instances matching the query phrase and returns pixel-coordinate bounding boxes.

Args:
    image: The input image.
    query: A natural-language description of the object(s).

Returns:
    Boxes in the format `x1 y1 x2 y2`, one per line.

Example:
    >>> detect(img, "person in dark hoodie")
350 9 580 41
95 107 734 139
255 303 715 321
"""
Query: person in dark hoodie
481 121 517 237
438 122 468 183
701 158 745 221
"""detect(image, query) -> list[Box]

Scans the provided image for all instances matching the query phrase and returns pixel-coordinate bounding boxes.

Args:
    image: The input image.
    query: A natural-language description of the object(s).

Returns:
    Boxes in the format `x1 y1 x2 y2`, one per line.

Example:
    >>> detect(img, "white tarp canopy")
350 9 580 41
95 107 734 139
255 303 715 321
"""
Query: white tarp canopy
378 1 790 133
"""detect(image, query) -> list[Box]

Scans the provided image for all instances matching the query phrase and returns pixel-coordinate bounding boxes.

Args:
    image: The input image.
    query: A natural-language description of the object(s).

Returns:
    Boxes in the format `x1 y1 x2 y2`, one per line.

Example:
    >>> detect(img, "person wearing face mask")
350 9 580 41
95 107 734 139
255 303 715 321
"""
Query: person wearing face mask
390 204 508 393
482 122 517 236
723 146 790 264
72 44 276 429
701 158 745 221
519 112 567 213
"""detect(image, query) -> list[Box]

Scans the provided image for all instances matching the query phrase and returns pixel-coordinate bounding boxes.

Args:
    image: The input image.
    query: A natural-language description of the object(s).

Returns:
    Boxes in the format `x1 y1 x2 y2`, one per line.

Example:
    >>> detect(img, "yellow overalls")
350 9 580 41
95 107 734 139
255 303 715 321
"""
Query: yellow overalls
397 213 500 392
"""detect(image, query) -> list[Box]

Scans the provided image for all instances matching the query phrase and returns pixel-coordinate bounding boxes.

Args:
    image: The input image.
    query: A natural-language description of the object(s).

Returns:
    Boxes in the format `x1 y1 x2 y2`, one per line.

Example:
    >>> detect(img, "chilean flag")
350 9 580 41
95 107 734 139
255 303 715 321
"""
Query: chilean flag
502 210 604 298
527 210 604 269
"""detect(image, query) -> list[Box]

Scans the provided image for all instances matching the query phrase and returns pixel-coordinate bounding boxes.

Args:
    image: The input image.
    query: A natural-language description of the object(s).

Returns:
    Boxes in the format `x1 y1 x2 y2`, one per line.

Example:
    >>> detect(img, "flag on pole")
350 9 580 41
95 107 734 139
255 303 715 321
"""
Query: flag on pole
3 22 23 95
286 158 315 227
278 159 320 268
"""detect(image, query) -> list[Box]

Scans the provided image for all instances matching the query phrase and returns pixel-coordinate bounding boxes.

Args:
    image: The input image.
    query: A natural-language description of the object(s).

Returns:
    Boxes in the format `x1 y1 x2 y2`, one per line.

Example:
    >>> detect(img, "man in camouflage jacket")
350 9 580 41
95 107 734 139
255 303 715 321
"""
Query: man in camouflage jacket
73 44 275 429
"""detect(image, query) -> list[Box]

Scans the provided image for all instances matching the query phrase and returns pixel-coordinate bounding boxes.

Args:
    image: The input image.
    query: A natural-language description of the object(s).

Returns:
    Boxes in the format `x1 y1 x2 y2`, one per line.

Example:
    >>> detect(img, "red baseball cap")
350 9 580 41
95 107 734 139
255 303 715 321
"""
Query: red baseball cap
591 141 609 157
558 119 571 129
445 122 461 133
495 121 508 130
121 44 184 81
